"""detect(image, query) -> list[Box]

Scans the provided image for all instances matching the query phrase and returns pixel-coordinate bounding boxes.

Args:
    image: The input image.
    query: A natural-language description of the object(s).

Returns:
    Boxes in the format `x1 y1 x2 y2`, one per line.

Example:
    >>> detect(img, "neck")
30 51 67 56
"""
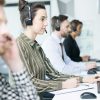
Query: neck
53 30 62 39
70 32 77 39
24 27 37 41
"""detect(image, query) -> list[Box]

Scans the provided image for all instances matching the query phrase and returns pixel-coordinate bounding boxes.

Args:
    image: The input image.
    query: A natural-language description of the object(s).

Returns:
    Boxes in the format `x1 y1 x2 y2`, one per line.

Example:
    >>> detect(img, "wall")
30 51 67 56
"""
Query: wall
74 0 100 58
58 0 100 58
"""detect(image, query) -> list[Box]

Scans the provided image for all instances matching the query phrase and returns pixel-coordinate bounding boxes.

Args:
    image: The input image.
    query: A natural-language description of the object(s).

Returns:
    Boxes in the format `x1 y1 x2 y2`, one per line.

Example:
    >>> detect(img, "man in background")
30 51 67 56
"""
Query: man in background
42 15 96 75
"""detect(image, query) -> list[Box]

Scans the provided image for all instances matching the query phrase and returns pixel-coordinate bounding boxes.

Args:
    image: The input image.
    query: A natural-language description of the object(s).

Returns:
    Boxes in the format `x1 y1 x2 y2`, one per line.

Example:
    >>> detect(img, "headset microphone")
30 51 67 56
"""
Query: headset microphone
45 30 47 33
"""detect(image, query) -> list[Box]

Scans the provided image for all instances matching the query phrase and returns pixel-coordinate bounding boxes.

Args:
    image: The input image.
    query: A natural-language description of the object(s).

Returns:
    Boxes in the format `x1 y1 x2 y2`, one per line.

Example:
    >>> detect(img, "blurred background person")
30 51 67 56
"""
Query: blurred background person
42 15 96 75
0 0 39 99
63 19 90 62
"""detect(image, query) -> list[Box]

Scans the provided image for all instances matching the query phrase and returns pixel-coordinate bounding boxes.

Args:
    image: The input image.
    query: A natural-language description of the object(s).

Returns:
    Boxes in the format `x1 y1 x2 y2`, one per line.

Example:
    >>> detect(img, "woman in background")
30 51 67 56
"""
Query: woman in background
63 19 90 62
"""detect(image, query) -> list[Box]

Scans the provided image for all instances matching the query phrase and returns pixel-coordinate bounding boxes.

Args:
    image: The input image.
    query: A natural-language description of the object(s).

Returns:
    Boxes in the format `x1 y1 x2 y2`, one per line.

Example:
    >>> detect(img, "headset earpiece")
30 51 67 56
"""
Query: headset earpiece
55 17 60 31
25 18 32 25
25 5 32 26
71 23 77 32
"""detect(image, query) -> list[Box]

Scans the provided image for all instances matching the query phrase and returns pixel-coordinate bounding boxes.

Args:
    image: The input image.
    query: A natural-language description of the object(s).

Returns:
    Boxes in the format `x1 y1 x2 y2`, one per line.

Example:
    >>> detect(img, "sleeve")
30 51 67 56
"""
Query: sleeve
63 47 86 74
43 52 75 78
73 56 82 62
16 40 63 92
0 71 39 100
12 69 39 100
0 73 6 95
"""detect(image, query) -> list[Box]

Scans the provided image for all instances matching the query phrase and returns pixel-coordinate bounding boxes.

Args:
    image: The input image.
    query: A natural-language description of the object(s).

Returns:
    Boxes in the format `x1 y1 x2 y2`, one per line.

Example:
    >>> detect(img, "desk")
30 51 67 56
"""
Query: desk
52 63 100 100
52 83 100 100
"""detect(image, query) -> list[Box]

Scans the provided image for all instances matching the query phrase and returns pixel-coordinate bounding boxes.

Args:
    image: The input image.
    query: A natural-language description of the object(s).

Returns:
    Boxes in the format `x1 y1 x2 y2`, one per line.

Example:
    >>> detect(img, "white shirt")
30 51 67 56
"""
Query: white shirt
42 32 86 75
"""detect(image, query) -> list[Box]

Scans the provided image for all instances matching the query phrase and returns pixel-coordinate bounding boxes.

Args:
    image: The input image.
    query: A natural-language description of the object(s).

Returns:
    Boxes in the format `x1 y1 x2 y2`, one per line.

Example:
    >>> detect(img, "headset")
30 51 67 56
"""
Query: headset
24 2 47 33
55 17 60 31
70 22 77 32
24 4 32 26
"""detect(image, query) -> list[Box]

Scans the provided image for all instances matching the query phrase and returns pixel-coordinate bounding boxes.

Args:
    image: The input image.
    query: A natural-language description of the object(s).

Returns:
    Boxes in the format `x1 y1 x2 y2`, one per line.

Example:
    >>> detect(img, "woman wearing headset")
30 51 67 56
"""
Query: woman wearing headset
63 20 90 62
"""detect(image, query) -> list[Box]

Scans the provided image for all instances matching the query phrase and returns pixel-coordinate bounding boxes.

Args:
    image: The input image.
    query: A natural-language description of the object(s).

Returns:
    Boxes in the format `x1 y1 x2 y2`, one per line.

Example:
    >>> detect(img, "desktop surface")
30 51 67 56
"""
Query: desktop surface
52 62 100 100
52 83 100 100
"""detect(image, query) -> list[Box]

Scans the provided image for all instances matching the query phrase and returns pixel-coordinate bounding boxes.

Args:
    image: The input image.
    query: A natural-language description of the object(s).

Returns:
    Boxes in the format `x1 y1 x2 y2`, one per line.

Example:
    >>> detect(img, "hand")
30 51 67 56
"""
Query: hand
62 77 79 89
83 74 100 83
82 55 90 62
85 62 96 70
0 33 24 72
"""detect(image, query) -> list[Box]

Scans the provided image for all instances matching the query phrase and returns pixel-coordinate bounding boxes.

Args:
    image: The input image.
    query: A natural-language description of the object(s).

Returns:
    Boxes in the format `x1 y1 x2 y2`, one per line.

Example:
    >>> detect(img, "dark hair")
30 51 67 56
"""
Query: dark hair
70 19 83 32
51 16 58 31
0 0 5 5
51 15 68 31
59 15 68 23
19 0 45 27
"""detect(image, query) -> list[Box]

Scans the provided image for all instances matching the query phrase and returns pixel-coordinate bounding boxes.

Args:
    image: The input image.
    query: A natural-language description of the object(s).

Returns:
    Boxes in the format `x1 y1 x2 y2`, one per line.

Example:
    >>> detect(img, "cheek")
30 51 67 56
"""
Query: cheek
64 28 68 33
32 24 43 34
0 24 9 34
33 22 40 29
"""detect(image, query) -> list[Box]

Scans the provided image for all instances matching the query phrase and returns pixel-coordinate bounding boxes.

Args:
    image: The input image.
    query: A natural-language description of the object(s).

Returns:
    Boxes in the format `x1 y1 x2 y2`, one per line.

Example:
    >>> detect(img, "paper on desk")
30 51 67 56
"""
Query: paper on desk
51 83 94 95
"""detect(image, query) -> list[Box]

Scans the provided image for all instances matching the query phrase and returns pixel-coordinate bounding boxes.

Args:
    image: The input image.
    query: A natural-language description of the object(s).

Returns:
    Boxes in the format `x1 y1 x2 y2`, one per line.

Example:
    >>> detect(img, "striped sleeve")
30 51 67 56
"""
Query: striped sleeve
16 39 62 92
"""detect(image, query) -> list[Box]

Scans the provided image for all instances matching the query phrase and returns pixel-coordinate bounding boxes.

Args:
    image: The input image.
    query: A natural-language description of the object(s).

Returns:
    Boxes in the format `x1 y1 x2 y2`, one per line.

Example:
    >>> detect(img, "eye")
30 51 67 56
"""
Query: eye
41 16 47 21
41 18 45 21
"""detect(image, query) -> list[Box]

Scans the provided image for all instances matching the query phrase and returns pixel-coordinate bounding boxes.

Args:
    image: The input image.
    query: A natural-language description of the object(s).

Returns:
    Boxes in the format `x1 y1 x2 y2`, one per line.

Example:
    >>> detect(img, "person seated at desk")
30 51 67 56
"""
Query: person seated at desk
0 0 39 99
42 15 95 75
63 19 90 62
16 1 100 99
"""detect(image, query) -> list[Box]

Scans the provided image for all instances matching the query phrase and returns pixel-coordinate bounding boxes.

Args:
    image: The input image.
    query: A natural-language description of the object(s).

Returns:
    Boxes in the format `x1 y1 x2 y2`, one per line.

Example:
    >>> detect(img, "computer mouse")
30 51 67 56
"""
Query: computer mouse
80 92 97 99
87 68 97 74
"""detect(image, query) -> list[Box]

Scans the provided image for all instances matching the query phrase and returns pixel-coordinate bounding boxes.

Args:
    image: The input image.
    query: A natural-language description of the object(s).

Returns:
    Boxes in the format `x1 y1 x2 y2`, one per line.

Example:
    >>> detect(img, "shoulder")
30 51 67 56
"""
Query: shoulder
64 35 74 45
16 36 29 53
17 34 27 45
64 35 72 42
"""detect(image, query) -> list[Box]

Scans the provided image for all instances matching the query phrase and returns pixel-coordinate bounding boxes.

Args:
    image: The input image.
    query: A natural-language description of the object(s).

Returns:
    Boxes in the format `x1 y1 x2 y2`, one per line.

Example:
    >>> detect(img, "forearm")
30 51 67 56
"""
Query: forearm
72 56 82 62
69 60 86 72
31 78 62 93
8 56 24 72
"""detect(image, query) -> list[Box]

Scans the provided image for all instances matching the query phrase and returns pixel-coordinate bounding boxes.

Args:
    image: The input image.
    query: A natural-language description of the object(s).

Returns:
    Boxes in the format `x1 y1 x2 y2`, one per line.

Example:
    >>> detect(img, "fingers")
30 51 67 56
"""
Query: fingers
76 77 80 86
71 77 80 87
0 42 12 55
94 75 100 82
88 75 100 83
0 34 12 55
